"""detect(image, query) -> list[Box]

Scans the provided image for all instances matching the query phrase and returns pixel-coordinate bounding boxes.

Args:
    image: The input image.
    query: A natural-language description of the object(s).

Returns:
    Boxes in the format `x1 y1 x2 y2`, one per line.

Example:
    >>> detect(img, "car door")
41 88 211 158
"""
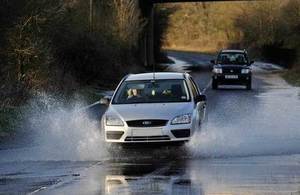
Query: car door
189 77 206 126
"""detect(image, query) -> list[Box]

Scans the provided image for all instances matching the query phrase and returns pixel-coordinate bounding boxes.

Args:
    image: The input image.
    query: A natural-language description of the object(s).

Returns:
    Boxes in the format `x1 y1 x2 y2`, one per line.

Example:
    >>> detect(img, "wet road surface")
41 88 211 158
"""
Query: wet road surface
1 51 300 194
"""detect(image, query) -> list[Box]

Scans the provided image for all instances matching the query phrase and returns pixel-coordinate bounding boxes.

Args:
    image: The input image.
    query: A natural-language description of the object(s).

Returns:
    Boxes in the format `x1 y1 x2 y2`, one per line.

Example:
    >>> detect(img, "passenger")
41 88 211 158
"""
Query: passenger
237 55 246 64
162 89 172 96
171 84 183 98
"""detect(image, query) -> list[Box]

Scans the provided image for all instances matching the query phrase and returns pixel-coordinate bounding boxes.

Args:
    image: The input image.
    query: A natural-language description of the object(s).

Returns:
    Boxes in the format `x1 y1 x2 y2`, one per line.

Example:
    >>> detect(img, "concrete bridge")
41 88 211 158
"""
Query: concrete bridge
139 0 257 66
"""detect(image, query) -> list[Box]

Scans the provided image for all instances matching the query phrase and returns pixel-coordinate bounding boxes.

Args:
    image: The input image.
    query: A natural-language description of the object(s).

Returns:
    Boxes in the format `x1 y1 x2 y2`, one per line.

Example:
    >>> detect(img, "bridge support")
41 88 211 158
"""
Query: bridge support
139 1 155 67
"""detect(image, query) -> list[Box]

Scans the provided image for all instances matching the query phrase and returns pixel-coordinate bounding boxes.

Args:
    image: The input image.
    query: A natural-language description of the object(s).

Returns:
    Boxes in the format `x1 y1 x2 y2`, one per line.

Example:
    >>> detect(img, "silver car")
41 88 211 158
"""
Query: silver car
100 72 206 144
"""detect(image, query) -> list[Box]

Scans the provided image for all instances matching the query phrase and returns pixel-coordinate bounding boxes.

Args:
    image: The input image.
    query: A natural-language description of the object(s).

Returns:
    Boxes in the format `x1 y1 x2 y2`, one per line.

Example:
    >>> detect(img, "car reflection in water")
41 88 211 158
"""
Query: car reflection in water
104 157 203 195
105 175 203 195
51 151 300 194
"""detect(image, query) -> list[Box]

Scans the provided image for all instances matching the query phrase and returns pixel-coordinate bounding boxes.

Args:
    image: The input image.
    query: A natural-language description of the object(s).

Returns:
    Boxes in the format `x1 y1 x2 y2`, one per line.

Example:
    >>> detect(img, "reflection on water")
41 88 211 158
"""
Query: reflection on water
103 154 202 195
105 175 203 195
101 154 300 195
105 175 129 194
42 149 300 194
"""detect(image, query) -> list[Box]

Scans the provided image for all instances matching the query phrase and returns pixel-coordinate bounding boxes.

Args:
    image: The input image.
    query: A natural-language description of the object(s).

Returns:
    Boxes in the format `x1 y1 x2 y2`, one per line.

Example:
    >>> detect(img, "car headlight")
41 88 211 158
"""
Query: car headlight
171 114 192 125
241 69 250 74
213 68 222 74
105 115 124 126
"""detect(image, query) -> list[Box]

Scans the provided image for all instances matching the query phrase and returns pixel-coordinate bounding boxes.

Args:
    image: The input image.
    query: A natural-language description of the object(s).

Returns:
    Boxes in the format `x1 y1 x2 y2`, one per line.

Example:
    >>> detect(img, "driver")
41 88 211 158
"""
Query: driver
127 88 141 99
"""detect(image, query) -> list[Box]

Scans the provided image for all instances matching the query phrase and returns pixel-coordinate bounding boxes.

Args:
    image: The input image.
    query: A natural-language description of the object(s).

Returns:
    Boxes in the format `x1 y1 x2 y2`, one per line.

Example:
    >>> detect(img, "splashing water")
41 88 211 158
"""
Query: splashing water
187 87 300 158
24 93 107 161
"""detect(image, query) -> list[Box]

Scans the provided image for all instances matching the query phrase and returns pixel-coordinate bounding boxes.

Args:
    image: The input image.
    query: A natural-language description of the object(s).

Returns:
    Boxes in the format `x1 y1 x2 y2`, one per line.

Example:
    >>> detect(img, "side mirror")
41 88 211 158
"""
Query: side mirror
210 60 215 64
100 96 111 105
195 94 206 103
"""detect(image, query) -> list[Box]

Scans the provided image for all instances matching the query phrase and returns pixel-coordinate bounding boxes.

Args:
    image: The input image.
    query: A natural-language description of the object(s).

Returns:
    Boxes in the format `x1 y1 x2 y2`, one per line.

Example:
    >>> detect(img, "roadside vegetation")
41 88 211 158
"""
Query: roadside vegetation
282 69 300 86
0 107 23 138
158 0 300 74
0 0 147 136
0 0 146 105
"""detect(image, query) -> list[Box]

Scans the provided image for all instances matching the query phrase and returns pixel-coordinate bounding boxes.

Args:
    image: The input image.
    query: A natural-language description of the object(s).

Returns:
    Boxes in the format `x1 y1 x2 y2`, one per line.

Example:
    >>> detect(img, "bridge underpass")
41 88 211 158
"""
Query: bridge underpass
139 0 257 67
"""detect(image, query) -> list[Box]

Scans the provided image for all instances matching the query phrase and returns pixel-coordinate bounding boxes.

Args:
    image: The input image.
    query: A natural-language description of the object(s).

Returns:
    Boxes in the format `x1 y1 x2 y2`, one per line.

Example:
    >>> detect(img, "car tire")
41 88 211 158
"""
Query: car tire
212 80 218 90
246 81 252 90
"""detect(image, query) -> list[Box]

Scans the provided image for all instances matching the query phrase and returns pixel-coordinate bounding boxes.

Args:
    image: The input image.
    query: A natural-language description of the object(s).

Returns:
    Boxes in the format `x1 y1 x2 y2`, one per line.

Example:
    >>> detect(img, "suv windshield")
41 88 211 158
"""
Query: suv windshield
112 79 190 104
217 52 248 65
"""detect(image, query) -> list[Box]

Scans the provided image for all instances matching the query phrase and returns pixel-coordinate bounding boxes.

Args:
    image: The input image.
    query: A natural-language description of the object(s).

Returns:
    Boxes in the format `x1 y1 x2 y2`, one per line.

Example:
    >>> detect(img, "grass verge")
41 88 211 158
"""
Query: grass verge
282 68 300 87
0 107 23 139
163 47 217 56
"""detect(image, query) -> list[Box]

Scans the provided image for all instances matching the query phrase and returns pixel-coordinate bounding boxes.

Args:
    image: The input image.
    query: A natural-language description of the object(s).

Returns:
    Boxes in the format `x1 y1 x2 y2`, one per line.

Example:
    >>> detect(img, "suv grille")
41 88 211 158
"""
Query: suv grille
222 68 241 74
126 120 168 127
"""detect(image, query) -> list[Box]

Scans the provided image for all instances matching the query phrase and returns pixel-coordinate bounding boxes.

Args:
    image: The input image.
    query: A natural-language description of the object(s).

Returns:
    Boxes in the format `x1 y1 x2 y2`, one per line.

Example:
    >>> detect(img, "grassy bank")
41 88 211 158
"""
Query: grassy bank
163 47 217 56
282 68 300 87
0 107 23 139
159 0 300 67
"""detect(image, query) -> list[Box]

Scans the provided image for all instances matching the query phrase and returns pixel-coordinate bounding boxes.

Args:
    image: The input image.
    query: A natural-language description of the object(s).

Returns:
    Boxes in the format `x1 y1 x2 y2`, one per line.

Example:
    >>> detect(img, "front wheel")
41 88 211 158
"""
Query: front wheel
212 80 218 90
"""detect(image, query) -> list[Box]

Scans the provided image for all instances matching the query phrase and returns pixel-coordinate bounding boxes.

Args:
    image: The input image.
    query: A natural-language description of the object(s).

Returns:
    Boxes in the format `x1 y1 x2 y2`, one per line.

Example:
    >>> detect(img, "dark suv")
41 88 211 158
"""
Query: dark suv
211 49 254 90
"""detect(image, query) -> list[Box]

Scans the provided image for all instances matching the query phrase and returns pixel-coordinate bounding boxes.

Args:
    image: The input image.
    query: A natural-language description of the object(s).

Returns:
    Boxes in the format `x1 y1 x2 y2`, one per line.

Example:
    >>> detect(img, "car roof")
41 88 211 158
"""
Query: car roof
125 72 186 81
221 49 246 53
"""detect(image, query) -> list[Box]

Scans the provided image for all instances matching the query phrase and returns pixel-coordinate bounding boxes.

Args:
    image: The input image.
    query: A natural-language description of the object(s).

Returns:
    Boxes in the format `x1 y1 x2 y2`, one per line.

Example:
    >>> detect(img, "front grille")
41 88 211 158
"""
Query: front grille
223 68 241 74
171 129 190 138
125 135 170 142
106 131 124 140
126 120 168 127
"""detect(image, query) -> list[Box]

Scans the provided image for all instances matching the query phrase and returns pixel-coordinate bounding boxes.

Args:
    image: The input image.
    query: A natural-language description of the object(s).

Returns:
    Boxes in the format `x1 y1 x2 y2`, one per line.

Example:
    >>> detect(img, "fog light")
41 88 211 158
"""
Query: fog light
106 131 124 140
171 129 190 138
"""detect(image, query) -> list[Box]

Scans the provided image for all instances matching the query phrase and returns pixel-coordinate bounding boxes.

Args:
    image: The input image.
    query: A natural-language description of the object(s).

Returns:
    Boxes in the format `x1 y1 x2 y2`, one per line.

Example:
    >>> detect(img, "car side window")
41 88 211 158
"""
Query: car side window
188 77 200 98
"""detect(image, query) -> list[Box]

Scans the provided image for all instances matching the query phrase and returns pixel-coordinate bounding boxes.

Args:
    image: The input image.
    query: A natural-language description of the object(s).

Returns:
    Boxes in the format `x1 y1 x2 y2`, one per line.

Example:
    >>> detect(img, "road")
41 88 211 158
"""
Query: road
1 51 300 194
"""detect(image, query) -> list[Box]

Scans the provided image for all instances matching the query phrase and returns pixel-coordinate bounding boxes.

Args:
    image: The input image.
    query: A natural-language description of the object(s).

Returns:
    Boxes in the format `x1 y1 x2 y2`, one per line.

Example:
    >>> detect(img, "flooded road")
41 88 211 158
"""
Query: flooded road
41 154 300 195
1 51 300 194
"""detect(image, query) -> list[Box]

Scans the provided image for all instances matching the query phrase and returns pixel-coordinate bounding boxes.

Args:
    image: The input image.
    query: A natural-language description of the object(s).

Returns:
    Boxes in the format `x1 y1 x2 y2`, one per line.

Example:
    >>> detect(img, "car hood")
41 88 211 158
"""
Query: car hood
106 102 194 121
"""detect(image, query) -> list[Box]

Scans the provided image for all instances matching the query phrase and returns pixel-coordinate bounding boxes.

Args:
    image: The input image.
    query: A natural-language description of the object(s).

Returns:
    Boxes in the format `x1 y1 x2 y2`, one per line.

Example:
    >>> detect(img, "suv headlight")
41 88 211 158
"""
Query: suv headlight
171 114 191 125
241 69 250 74
106 115 124 126
213 68 222 74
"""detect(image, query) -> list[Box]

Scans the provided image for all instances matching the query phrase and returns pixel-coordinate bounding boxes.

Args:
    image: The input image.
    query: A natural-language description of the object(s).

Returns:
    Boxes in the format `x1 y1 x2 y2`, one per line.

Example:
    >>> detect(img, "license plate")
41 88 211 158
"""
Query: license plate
225 75 238 79
132 128 162 136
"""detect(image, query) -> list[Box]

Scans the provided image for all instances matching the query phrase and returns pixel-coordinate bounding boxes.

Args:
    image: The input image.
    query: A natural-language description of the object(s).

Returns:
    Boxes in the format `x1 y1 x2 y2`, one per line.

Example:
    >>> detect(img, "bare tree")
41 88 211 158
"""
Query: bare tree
112 0 145 48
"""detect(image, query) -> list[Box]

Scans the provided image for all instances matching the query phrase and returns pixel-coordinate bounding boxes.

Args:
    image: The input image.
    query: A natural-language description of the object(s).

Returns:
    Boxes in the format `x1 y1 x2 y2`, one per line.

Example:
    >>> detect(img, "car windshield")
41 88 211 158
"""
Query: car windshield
217 52 248 65
112 79 190 104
